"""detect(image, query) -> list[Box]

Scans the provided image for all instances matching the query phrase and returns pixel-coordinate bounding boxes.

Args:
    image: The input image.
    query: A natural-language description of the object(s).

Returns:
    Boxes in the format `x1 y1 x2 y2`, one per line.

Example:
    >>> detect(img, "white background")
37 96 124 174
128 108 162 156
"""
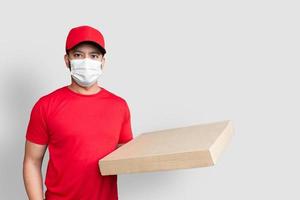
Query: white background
0 0 299 199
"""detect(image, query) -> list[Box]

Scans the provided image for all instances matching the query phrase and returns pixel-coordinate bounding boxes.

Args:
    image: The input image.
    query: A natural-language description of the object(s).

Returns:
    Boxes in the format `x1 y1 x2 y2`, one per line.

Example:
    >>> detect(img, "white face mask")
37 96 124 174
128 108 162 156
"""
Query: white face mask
70 58 103 87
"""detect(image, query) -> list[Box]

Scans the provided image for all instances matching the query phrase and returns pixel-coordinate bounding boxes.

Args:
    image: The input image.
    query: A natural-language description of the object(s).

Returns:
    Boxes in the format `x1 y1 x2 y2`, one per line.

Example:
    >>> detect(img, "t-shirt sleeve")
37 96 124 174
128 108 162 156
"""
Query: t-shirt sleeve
118 101 133 144
25 98 49 145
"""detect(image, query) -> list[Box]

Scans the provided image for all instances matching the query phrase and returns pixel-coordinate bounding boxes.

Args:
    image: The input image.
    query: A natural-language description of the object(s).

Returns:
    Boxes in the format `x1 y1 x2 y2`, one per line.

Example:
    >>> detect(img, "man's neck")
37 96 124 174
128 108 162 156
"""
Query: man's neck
68 81 101 95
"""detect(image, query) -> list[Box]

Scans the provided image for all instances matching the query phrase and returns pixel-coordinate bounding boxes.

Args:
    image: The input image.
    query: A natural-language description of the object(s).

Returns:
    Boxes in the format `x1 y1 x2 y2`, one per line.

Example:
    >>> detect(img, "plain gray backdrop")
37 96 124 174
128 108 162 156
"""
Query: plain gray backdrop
0 0 299 199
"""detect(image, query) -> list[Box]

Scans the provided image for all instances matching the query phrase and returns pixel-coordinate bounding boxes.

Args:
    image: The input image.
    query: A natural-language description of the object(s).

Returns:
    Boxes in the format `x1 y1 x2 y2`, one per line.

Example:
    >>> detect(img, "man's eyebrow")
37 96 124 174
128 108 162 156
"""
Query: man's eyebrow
72 50 101 54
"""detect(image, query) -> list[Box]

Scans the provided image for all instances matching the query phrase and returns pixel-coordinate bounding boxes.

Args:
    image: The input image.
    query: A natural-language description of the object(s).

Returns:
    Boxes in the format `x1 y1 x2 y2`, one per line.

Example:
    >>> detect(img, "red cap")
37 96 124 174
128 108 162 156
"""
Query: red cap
65 25 106 54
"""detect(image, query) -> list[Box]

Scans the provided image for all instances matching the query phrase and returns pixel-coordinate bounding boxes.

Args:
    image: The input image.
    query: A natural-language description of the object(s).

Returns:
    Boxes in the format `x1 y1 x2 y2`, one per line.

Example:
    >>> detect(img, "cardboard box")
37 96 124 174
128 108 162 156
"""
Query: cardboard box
99 120 234 175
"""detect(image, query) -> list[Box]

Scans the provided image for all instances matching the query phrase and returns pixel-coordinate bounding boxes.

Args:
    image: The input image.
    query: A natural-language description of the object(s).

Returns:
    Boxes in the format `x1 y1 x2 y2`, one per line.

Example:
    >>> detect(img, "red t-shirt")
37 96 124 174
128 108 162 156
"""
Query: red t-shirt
25 85 133 200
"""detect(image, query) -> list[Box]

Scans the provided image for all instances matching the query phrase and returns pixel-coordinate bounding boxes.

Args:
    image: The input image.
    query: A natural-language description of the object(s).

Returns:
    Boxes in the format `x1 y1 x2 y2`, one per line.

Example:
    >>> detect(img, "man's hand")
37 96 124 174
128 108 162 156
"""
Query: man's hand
23 140 47 200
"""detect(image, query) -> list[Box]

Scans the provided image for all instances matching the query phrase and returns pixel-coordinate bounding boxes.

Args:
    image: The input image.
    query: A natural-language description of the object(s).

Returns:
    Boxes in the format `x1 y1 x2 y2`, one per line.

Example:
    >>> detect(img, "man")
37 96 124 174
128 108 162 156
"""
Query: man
23 25 133 200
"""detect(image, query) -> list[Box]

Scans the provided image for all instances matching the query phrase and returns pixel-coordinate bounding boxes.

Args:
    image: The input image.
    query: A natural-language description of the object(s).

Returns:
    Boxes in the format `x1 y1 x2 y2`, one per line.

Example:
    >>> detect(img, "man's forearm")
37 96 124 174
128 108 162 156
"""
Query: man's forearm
23 160 45 200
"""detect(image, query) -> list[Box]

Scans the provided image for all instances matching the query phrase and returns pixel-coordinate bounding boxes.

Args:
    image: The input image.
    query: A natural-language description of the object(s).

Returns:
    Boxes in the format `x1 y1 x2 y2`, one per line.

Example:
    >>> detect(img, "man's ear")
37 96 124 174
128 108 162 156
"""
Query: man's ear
101 56 106 70
64 54 71 70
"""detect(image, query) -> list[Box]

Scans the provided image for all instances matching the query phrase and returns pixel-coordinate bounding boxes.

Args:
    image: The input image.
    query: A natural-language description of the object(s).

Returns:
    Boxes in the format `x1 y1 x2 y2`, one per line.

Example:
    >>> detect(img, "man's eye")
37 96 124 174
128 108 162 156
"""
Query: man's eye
74 54 81 57
91 55 99 59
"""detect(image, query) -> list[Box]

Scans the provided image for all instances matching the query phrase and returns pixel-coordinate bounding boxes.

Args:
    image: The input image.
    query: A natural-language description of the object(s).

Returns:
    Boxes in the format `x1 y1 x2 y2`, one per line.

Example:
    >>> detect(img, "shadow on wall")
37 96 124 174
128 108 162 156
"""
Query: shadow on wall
0 60 49 199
